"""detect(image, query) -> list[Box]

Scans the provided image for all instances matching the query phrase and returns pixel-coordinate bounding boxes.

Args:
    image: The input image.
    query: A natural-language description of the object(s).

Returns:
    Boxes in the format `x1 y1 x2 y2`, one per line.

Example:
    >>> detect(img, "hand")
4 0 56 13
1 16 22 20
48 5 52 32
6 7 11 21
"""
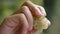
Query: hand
0 1 49 34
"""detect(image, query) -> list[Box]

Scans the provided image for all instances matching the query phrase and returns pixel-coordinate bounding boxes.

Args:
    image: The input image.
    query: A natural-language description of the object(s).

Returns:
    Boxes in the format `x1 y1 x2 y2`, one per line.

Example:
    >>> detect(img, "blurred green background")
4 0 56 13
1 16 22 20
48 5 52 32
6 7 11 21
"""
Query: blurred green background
0 0 60 34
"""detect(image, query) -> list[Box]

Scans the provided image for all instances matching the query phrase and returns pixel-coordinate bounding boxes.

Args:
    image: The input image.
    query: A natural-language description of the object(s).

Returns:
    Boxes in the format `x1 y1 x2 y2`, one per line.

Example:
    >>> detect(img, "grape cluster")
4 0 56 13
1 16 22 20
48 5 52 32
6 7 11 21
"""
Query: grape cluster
33 17 50 32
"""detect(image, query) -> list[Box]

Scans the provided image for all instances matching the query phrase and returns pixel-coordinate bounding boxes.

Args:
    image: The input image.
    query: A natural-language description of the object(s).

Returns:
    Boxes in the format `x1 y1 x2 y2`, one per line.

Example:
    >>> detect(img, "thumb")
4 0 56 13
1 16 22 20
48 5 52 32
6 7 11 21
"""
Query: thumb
15 14 29 34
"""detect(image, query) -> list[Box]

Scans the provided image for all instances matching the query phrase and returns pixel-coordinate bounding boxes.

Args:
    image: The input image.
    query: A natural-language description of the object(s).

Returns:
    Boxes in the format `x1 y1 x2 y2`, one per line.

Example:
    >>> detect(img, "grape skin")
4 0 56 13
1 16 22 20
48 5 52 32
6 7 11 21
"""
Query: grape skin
33 17 49 32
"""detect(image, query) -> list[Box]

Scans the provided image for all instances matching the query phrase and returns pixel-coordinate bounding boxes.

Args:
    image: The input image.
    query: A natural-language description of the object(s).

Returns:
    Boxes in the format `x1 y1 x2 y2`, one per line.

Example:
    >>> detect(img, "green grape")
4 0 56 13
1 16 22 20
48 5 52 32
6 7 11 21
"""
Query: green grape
33 17 49 32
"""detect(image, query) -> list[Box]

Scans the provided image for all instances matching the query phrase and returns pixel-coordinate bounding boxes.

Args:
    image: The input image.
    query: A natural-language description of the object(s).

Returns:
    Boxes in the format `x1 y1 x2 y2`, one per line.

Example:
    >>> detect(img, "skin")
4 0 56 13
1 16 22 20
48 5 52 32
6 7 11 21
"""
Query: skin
0 0 50 34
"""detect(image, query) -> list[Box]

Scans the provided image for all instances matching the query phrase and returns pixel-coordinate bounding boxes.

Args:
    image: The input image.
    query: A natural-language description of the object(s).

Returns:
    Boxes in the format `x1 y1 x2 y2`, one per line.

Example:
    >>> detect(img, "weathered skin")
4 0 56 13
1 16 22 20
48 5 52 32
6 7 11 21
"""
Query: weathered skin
0 0 51 34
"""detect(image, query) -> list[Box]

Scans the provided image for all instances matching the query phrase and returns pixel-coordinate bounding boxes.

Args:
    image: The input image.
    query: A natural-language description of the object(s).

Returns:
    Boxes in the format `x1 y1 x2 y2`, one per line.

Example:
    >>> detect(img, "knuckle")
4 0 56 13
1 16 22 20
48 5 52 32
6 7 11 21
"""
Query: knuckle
20 13 25 17
19 13 29 28
38 6 47 16
22 6 29 10
40 6 46 15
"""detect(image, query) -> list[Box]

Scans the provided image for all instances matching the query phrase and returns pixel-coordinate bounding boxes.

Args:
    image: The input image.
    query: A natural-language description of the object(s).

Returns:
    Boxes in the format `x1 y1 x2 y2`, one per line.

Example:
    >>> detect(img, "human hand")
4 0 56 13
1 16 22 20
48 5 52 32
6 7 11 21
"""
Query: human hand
0 0 50 34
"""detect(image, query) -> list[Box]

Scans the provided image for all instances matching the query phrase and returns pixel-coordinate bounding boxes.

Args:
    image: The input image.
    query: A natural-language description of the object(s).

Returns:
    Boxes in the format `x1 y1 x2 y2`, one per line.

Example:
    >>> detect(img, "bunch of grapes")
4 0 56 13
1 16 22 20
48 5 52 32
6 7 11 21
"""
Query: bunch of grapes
33 17 51 33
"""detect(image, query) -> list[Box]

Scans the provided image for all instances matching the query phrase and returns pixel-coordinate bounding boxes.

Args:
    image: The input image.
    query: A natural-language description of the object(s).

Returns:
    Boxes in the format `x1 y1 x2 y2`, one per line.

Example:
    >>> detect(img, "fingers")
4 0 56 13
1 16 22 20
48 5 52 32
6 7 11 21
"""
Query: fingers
13 6 33 31
37 5 46 16
14 0 46 18
21 6 33 31
13 0 47 31
12 0 46 32
13 0 46 18
23 1 45 17
0 14 29 34
18 14 29 34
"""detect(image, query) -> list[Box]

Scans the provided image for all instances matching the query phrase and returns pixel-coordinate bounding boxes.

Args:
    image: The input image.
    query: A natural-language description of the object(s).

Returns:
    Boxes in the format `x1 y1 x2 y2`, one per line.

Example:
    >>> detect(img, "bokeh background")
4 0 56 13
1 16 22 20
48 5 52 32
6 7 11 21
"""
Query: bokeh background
0 0 60 34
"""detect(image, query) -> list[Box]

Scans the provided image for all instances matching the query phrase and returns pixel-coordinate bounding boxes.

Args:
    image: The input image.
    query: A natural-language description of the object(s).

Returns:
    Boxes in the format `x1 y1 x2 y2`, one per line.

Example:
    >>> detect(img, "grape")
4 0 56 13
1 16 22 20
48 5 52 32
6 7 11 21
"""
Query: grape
33 17 50 32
